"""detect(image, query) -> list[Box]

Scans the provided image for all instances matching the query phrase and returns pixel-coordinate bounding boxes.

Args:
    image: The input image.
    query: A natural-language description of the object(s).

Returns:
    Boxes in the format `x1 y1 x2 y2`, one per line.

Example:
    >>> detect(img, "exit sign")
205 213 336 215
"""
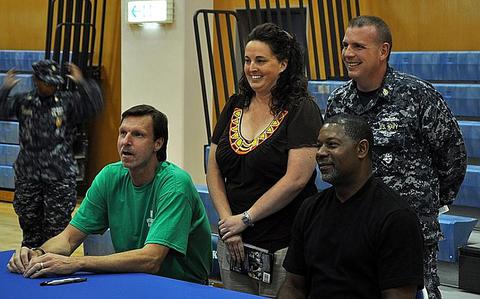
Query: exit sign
128 1 174 24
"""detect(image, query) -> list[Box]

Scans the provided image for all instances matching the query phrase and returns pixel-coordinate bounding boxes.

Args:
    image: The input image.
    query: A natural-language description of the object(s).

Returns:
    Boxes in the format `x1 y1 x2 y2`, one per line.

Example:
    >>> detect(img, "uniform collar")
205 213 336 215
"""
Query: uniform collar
344 66 395 114
36 92 58 105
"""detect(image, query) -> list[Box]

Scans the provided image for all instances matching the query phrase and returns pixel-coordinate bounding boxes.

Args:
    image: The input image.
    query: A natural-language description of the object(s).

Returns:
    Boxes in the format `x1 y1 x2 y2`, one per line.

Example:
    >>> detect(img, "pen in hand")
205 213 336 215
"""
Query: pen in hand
40 277 87 286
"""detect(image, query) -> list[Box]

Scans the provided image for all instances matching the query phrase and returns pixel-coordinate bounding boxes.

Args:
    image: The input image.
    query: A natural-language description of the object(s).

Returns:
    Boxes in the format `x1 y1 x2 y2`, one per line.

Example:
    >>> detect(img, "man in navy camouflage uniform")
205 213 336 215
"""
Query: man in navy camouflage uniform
325 16 467 299
0 60 103 248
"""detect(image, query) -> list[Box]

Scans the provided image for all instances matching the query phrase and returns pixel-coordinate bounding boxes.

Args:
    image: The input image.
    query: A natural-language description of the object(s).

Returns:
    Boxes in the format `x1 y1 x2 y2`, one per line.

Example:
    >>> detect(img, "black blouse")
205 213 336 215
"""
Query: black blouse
211 95 323 252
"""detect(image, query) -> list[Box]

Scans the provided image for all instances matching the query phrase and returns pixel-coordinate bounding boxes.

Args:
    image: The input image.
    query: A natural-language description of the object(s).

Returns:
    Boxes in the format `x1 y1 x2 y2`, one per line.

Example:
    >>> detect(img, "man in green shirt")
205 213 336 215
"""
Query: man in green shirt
7 105 212 284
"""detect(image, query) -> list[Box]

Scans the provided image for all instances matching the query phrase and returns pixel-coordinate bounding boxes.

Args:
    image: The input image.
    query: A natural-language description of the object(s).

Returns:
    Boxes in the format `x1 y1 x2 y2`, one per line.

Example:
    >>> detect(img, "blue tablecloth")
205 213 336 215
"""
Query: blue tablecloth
0 250 263 299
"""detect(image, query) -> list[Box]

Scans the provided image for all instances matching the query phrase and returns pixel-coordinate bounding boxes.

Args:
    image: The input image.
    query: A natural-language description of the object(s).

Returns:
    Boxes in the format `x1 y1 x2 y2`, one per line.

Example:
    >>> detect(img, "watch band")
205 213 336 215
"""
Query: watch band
242 211 254 227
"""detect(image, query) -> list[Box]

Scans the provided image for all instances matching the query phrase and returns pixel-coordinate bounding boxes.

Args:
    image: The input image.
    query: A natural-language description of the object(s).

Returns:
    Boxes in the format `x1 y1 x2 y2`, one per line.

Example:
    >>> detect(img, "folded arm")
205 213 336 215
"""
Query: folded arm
9 225 170 278
7 224 86 274
25 243 169 278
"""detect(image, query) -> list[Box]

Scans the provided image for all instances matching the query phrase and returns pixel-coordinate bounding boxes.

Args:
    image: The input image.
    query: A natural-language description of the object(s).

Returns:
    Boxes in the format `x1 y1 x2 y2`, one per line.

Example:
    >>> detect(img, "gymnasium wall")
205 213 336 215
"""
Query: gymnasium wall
214 0 480 51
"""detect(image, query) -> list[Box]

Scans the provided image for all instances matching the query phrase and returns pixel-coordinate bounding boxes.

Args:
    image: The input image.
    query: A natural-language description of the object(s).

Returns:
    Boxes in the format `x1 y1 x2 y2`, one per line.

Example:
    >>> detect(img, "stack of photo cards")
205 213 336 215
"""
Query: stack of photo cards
230 243 274 284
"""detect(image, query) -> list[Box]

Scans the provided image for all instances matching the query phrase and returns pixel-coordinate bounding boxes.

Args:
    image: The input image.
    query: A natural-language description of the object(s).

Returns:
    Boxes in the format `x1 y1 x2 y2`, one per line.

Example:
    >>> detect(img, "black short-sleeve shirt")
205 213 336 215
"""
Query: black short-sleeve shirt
211 95 323 251
283 177 424 298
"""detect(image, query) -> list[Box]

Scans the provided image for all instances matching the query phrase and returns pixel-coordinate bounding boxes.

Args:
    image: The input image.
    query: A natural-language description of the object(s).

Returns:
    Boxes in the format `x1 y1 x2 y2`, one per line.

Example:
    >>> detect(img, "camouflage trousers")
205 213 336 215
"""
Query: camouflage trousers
424 243 441 299
13 177 77 248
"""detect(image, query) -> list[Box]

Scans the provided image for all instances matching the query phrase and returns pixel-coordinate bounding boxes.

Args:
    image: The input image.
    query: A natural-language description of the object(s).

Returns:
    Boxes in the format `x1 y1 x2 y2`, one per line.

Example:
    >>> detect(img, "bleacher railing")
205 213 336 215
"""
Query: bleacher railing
44 0 107 193
45 0 106 83
194 10 245 144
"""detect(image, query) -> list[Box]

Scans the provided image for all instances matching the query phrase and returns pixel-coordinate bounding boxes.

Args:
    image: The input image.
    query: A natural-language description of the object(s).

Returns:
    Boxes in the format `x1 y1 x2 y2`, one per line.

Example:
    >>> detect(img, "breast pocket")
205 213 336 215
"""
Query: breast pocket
372 122 407 175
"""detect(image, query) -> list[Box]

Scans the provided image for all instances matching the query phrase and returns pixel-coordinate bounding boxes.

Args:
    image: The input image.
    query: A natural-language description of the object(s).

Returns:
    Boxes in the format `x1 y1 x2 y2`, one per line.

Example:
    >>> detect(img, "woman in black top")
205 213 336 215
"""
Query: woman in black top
206 23 322 297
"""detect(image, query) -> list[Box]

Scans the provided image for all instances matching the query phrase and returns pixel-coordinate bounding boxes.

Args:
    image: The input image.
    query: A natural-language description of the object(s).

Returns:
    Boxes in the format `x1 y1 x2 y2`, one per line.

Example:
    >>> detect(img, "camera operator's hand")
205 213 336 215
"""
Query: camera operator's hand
2 69 20 90
66 63 84 83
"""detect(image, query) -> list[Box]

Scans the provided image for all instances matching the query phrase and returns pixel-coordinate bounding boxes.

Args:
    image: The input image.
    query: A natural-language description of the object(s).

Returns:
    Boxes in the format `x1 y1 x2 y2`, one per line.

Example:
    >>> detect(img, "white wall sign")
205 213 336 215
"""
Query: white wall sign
127 0 174 24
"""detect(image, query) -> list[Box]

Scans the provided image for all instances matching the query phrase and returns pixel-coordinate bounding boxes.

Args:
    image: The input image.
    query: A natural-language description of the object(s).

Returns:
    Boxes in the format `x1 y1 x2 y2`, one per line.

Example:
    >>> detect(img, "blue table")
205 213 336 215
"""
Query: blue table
0 251 263 299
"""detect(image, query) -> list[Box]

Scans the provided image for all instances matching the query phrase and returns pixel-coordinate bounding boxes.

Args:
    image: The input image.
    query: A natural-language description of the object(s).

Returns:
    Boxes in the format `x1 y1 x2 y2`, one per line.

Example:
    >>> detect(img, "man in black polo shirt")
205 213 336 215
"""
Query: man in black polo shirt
278 114 424 299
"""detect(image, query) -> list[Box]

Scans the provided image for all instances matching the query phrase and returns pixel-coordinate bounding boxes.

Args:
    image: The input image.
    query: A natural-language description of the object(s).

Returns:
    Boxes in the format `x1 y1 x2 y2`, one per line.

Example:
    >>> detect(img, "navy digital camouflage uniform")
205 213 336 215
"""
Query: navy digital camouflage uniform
325 66 467 299
0 61 103 248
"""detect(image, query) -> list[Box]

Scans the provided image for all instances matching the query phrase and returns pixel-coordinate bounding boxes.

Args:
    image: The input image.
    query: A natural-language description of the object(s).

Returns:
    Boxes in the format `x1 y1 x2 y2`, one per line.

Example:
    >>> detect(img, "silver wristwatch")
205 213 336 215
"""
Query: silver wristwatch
241 211 254 227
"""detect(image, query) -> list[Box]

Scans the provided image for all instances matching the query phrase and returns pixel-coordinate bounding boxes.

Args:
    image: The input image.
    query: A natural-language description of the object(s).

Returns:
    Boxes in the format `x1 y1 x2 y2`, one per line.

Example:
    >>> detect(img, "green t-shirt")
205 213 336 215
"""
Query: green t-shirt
71 161 212 283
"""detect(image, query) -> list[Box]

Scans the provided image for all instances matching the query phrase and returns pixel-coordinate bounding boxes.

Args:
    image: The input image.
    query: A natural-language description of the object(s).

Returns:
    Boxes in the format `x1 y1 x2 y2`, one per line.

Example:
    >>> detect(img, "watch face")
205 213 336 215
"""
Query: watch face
242 212 252 226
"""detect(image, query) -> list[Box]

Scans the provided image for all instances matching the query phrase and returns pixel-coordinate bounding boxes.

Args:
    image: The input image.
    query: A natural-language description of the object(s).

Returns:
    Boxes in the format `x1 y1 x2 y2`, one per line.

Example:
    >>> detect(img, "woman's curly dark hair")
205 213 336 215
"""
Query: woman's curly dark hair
238 23 311 114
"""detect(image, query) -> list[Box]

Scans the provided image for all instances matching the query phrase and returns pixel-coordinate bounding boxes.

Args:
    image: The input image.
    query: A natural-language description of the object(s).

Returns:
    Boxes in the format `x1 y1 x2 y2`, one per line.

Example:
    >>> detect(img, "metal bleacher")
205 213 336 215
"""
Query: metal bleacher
388 51 480 82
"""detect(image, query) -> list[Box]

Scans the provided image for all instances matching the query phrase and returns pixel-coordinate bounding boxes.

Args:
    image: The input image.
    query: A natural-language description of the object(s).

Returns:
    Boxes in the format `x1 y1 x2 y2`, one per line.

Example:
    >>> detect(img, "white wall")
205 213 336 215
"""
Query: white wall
121 0 213 184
